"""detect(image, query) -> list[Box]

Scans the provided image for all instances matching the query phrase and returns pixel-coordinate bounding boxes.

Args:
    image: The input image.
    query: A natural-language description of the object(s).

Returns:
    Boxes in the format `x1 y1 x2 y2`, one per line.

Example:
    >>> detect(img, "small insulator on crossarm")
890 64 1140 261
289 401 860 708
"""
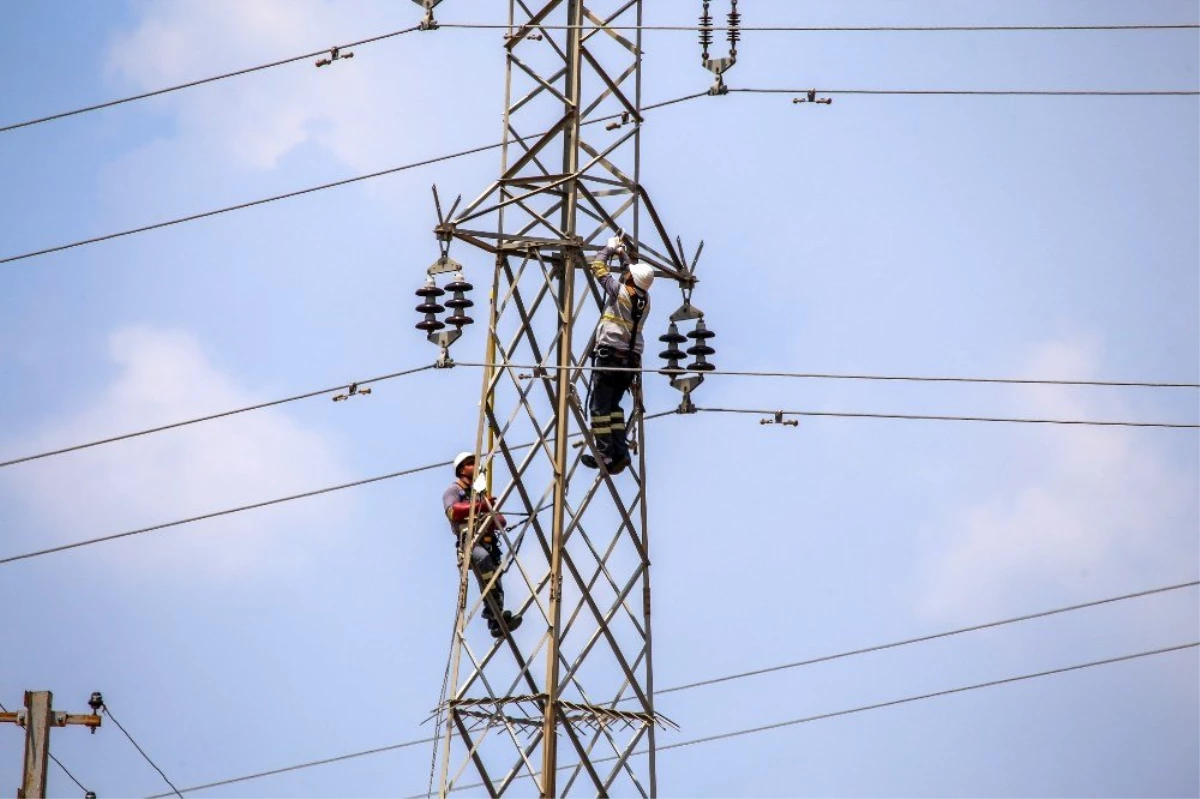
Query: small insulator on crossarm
443 272 475 328
416 278 446 332
658 323 687 375
685 318 716 371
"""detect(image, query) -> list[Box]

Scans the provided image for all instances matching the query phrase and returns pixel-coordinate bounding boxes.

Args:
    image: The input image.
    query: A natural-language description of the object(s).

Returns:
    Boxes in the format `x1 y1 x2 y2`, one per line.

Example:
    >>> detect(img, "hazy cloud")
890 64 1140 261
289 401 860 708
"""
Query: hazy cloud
2 325 352 577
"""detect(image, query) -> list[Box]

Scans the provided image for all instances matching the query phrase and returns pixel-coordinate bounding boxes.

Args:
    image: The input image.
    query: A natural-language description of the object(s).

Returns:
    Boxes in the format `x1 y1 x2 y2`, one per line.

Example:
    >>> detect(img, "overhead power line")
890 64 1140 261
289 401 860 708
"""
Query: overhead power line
0 93 705 267
0 363 436 469
454 361 1200 390
5 22 1191 136
4 360 1193 473
733 87 1200 97
100 702 182 799
427 642 1200 798
697 406 1199 429
443 22 1200 32
0 26 422 135
0 411 678 567
143 581 1198 797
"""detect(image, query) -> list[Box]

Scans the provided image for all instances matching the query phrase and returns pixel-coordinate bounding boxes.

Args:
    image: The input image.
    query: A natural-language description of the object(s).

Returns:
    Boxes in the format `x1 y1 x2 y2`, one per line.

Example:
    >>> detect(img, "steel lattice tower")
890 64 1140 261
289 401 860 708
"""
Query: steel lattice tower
425 0 696 795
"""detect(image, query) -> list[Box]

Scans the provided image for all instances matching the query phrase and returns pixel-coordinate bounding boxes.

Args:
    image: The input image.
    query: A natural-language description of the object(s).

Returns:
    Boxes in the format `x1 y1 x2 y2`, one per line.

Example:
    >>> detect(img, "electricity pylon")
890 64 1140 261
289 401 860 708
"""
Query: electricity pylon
424 0 696 795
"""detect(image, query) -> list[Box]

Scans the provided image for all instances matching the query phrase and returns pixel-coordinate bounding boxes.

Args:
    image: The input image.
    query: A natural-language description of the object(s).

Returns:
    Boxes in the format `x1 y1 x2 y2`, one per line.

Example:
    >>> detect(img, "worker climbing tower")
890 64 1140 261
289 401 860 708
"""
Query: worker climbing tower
413 0 720 795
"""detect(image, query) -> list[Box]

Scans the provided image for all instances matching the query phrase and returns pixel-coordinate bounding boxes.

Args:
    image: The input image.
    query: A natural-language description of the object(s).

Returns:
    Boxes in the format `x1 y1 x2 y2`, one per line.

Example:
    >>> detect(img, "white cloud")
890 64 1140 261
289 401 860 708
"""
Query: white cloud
916 336 1197 622
104 0 460 172
2 326 353 578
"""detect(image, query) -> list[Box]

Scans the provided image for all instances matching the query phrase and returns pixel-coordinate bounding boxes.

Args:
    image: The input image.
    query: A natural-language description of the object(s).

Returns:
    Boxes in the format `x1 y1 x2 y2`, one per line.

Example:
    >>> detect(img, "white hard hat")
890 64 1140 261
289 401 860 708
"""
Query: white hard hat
628 262 654 290
453 451 475 476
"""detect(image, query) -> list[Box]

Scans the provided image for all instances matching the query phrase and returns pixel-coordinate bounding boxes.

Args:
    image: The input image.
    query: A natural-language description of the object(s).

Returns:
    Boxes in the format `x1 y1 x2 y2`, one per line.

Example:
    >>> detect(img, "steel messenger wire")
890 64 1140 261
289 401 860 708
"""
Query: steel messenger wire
0 26 422 135
0 364 437 469
0 92 706 267
6 76 1199 267
732 87 1199 97
0 411 678 567
4 357 1195 470
138 601 1199 798
4 21 1193 135
694 406 1198 429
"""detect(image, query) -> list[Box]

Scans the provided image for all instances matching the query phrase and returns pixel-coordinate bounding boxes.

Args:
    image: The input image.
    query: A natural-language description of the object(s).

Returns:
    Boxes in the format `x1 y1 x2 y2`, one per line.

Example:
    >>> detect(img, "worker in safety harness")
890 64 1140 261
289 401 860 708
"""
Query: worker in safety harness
443 452 523 638
580 236 654 474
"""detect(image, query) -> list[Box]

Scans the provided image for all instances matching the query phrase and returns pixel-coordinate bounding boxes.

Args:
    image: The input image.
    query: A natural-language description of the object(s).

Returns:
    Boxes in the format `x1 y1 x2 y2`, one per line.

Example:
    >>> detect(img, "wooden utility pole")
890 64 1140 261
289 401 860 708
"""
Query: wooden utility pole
1 691 101 798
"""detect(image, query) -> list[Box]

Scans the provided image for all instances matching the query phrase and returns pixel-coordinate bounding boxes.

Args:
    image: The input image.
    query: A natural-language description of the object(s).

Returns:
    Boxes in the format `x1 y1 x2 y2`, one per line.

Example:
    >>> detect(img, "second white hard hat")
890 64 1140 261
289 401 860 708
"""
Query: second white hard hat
453 451 475 476
628 262 654 290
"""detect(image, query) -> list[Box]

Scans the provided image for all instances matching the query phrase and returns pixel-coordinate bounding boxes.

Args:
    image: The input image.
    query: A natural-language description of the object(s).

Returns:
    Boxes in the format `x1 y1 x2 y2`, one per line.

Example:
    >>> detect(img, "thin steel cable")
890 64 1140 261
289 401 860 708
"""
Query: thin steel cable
0 459 450 566
101 704 183 799
144 581 1197 796
7 359 1189 473
0 364 436 469
145 738 435 799
442 23 1200 32
654 643 1200 751
425 642 1200 797
453 361 1200 389
0 410 679 567
696 405 1199 429
0 92 705 267
0 26 422 135
733 87 1199 97
656 580 1200 697
0 700 93 796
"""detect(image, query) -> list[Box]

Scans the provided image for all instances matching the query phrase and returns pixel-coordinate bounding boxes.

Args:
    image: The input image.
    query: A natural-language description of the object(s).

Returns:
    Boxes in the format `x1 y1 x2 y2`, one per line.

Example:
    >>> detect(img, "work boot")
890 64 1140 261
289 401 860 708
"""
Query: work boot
490 610 523 638
580 453 610 470
608 452 631 475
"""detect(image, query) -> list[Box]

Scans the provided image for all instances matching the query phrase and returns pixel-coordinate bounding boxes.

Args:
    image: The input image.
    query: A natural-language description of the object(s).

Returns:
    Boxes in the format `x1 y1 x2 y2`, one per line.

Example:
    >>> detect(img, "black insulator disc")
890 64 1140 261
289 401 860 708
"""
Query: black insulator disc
686 343 716 357
417 318 446 332
687 327 716 340
659 330 687 344
416 285 446 298
445 296 474 310
416 301 445 314
687 360 716 371
447 314 474 327
658 348 683 361
660 364 685 375
445 279 474 293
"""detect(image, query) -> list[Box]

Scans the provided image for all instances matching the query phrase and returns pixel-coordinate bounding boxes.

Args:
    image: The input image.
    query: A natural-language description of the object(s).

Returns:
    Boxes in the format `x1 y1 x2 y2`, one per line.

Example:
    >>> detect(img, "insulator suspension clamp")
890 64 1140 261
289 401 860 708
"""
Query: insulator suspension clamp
699 0 740 95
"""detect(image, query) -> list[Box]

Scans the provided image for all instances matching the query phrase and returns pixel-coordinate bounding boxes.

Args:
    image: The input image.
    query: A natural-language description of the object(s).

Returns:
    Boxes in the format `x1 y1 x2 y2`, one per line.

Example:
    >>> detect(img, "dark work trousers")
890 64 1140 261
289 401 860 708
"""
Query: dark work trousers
589 350 639 463
458 539 505 620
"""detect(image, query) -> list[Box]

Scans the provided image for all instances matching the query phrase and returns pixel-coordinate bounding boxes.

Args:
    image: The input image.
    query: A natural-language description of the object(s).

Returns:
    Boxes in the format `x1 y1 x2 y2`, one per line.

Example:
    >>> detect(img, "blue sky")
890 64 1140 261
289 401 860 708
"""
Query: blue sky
1 1 1197 797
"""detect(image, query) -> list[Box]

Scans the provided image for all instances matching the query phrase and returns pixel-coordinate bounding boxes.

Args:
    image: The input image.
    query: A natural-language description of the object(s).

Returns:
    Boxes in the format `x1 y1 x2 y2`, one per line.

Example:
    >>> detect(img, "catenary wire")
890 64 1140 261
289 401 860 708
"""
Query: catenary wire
442 23 1200 32
424 642 1199 797
0 700 94 796
5 22 1191 136
141 581 1198 797
0 92 704 267
0 363 436 469
0 26 422 135
733 87 1199 97
100 703 183 799
0 411 678 567
453 361 1200 389
696 405 1198 429
5 359 1193 473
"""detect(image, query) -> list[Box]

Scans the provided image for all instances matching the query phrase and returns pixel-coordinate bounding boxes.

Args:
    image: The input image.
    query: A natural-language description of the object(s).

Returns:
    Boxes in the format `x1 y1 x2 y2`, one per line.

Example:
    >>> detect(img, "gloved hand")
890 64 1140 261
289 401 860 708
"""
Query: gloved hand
597 236 624 262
